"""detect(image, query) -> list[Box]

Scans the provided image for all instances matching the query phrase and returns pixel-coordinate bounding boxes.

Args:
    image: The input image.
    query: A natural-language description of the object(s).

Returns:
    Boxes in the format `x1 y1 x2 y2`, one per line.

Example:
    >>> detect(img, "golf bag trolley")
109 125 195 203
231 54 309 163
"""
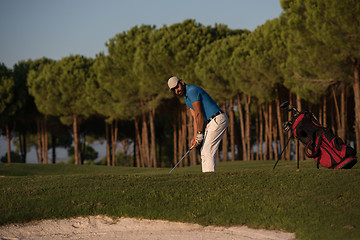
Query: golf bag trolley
273 101 357 169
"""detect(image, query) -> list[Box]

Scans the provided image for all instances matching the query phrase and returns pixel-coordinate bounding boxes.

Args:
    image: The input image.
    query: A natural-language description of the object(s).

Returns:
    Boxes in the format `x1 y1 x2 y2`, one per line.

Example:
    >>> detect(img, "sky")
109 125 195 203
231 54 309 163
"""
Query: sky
0 0 283 68
0 0 283 162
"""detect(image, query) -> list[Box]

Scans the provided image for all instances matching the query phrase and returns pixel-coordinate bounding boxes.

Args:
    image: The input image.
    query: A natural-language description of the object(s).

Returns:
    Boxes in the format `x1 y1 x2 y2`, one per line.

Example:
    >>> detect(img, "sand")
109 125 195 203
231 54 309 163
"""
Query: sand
0 216 295 240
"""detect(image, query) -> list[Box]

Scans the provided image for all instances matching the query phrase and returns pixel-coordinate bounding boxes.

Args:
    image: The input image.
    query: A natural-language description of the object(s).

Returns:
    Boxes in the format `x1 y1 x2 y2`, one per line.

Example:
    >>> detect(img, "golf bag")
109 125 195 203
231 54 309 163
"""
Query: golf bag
288 109 357 169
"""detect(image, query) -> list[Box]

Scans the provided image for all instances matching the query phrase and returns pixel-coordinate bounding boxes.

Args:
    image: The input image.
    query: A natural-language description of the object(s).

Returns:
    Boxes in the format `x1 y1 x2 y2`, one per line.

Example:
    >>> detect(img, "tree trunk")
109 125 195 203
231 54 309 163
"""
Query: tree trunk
234 118 242 160
319 97 323 126
332 87 343 140
41 120 45 163
73 115 79 165
181 107 187 166
78 122 82 164
245 96 251 160
268 102 273 160
133 135 137 167
45 121 48 164
221 103 228 162
115 120 119 166
110 123 114 166
149 108 157 168
229 99 235 161
134 117 143 167
81 131 85 165
52 133 56 164
6 125 11 163
259 105 264 160
255 109 259 160
105 122 111 166
19 131 26 163
142 110 150 167
37 119 42 163
276 95 285 160
177 107 184 167
263 105 268 160
237 94 246 160
112 119 118 167
353 60 360 153
323 96 327 128
172 120 177 167
42 119 48 164
340 84 346 141
273 114 279 161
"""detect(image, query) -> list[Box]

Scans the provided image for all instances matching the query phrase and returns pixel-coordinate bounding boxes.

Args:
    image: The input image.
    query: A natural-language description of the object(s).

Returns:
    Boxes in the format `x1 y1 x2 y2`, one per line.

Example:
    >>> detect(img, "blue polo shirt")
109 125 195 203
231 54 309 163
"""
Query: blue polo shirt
184 84 221 121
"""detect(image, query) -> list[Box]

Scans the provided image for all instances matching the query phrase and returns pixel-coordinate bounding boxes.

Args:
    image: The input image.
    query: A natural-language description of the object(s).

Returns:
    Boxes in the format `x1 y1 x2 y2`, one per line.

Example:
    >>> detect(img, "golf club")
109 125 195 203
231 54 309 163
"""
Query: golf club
169 146 194 174
273 101 297 169
279 101 290 109
280 101 300 114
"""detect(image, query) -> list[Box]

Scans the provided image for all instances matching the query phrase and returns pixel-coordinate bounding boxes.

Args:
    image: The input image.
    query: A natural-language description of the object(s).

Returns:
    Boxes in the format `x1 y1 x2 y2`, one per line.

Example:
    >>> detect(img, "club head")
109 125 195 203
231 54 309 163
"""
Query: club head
280 101 290 109
289 106 300 114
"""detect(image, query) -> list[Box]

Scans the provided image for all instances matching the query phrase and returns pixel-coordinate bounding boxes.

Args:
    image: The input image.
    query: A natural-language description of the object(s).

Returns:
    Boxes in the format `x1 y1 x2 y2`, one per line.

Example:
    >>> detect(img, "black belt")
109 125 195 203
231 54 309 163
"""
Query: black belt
207 110 223 124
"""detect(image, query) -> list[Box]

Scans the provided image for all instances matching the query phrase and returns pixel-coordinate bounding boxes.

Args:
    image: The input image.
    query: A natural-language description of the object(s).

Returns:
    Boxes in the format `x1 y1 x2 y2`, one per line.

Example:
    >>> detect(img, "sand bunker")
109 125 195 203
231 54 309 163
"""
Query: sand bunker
0 216 295 240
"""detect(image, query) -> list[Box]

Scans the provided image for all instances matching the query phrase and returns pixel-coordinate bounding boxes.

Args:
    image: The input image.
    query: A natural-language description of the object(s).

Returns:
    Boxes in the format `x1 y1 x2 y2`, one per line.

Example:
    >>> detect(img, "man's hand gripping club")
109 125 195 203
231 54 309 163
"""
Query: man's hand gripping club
191 131 204 148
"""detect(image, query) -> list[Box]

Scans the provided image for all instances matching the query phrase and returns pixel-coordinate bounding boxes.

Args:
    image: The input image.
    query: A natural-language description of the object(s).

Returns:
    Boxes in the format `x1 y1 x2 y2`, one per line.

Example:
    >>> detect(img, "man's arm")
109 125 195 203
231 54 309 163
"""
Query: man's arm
192 100 204 133
190 100 205 147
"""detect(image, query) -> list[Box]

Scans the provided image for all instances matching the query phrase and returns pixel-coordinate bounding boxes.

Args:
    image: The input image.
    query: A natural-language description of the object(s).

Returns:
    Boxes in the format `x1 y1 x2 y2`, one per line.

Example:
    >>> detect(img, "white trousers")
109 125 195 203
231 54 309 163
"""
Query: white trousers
200 113 229 172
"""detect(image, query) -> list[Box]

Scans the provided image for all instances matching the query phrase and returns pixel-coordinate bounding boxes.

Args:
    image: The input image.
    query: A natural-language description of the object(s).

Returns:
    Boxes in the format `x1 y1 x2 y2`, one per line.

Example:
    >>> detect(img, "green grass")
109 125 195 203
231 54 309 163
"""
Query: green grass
1 160 359 240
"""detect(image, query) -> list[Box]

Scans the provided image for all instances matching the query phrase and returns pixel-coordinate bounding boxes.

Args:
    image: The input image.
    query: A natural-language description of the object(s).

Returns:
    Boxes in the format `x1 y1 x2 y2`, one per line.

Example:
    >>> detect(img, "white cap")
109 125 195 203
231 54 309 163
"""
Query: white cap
168 76 180 91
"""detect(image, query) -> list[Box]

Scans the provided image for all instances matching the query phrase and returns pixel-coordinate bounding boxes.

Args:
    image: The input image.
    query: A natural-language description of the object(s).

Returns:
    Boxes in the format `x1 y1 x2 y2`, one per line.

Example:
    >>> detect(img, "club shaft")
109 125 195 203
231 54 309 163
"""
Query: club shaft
169 148 192 174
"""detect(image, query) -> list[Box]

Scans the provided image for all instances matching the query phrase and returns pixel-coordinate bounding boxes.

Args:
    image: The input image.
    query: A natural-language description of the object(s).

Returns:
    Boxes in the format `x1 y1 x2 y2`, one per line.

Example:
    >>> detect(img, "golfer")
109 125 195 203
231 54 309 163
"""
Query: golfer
168 76 228 172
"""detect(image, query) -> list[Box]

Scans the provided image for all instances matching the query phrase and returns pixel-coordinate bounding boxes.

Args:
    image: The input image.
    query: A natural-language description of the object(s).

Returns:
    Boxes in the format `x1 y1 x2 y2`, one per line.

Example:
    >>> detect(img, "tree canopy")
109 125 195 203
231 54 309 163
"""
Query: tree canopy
2 1 360 164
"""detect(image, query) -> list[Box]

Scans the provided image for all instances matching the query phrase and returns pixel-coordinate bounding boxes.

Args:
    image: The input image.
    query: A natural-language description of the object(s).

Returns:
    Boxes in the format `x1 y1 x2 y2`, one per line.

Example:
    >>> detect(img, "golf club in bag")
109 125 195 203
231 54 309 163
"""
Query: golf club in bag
273 101 357 169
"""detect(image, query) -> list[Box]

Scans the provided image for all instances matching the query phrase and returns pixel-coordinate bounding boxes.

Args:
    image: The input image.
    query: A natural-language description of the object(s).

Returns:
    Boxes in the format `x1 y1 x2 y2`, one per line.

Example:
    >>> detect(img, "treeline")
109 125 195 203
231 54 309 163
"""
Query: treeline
1 0 359 167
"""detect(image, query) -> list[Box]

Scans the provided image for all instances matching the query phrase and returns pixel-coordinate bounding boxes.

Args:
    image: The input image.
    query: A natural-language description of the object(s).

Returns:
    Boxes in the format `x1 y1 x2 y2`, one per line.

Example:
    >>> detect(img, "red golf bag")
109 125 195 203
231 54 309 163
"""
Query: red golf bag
291 111 357 169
